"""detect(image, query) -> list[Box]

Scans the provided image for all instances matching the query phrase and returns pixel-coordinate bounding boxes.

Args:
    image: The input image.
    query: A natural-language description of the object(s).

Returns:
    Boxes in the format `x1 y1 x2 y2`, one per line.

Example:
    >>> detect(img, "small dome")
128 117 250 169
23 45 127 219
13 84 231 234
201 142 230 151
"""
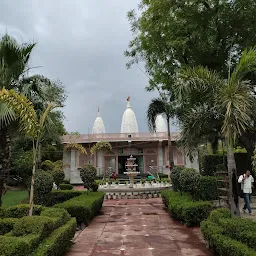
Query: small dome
155 114 167 132
120 97 139 133
92 107 105 134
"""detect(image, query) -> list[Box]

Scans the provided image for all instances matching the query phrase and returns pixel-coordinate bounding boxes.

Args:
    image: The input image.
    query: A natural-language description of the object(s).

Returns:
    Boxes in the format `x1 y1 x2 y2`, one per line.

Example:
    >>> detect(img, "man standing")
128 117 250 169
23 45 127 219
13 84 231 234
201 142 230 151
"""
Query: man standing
238 170 254 215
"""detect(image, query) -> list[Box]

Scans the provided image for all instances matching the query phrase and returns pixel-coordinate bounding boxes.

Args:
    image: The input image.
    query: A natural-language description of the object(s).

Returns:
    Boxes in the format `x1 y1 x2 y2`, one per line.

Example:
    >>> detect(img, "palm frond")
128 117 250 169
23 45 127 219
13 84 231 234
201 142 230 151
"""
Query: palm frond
0 102 16 128
231 47 256 83
220 80 255 141
147 98 166 132
176 66 225 103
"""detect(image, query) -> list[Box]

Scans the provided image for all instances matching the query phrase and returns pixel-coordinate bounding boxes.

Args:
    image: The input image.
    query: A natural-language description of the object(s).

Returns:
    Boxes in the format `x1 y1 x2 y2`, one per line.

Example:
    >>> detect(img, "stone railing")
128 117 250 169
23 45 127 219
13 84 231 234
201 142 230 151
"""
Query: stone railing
62 132 180 143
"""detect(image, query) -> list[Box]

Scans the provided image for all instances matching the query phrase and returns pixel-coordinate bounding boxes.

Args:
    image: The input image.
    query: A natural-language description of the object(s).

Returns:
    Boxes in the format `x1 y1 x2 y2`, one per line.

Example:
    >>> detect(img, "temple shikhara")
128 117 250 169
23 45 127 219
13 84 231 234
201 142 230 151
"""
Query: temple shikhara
62 97 198 184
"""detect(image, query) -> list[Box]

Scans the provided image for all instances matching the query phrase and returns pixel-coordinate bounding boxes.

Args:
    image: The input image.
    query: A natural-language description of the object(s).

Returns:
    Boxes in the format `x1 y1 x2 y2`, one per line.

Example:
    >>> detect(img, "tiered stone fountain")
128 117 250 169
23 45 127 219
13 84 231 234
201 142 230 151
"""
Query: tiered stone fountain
98 155 171 199
124 155 139 188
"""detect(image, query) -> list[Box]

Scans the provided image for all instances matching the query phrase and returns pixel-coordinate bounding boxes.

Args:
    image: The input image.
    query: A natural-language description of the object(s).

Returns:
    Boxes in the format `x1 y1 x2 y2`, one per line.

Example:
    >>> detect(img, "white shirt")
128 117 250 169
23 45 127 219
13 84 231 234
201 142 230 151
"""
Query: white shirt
238 174 254 194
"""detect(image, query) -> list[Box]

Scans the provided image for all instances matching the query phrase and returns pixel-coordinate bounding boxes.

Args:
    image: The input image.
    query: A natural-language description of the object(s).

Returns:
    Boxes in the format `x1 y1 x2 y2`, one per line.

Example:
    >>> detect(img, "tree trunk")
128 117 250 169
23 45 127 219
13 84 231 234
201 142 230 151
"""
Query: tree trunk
0 127 11 207
167 118 174 172
29 140 37 216
227 141 240 216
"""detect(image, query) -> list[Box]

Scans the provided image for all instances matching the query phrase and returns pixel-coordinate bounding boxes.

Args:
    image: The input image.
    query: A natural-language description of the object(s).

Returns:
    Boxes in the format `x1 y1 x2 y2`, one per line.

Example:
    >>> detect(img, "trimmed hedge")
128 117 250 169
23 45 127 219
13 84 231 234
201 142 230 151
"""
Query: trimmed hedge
51 190 84 205
0 218 17 235
201 208 256 255
54 192 104 224
161 190 212 226
0 206 75 256
0 204 43 218
59 184 73 190
31 218 76 256
197 176 218 201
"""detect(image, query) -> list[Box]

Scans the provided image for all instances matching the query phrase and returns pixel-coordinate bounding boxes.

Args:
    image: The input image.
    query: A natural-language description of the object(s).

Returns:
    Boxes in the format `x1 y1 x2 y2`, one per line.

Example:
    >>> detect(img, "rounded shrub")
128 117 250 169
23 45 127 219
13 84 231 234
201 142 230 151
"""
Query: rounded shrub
179 168 200 195
91 181 99 192
52 170 65 186
59 184 73 190
80 164 97 190
33 170 54 206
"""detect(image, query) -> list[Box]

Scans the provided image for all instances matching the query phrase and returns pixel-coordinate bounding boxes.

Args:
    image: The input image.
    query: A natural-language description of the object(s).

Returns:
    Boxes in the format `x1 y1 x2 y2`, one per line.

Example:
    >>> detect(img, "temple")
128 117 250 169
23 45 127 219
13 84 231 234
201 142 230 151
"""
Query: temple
62 97 199 184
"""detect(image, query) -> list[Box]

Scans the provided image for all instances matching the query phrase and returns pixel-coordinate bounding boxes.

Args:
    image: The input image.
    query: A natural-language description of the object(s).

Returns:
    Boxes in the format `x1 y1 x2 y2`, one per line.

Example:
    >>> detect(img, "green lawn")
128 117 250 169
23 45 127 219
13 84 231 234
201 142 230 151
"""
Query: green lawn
1 190 28 209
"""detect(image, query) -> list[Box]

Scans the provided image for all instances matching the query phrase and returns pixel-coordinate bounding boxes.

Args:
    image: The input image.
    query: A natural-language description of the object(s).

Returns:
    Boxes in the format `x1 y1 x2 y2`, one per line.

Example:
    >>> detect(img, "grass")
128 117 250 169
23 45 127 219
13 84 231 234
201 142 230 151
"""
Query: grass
1 190 28 209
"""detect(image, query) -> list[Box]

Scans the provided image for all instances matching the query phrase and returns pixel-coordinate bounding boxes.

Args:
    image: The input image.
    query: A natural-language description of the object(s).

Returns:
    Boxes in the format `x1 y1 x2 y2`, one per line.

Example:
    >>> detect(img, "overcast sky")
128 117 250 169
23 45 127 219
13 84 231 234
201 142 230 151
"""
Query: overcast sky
0 0 178 134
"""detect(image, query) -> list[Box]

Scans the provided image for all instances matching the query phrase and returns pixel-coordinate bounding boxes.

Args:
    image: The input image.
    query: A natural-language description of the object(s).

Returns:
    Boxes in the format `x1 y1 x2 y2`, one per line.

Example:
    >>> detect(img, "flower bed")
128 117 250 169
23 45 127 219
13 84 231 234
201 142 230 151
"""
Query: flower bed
161 190 212 226
201 208 256 256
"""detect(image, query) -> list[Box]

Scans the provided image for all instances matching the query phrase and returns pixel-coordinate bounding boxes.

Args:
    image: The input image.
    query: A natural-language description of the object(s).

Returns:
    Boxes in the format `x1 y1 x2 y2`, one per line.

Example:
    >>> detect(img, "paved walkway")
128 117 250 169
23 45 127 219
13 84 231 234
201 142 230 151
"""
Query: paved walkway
66 198 212 256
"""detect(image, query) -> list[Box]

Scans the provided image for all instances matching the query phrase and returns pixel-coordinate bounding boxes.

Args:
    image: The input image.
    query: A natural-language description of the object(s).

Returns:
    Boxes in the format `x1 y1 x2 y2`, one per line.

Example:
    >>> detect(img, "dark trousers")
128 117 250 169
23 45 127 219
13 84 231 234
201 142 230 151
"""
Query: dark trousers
243 193 252 213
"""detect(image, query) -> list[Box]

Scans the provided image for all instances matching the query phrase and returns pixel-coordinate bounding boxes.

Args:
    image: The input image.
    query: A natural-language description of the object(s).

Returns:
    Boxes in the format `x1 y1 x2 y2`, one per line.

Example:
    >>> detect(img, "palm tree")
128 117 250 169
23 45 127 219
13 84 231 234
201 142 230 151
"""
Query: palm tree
176 47 256 216
0 88 37 206
147 94 176 171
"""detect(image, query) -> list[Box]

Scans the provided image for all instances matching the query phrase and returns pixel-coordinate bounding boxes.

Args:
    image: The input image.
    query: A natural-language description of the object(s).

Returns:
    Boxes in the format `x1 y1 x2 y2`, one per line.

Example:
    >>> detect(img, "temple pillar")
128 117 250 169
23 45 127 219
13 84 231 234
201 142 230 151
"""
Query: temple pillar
96 149 104 176
158 140 164 173
70 149 83 184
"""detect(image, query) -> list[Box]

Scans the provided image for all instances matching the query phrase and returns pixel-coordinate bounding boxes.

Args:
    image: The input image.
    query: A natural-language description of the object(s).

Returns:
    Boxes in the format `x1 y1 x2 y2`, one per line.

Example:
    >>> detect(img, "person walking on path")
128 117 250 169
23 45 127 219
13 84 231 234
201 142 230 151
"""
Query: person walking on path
238 170 254 215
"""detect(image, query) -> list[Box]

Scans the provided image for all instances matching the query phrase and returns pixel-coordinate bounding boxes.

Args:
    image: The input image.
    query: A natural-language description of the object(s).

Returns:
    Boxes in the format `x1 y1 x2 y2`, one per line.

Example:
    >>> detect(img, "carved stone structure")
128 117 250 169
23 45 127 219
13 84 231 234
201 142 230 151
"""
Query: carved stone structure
62 97 199 184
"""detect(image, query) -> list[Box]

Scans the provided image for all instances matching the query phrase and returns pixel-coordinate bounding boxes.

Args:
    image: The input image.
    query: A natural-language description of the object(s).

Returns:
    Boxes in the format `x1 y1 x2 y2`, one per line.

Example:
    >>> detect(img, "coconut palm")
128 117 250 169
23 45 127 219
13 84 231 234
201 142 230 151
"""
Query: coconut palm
176 47 256 216
147 94 176 171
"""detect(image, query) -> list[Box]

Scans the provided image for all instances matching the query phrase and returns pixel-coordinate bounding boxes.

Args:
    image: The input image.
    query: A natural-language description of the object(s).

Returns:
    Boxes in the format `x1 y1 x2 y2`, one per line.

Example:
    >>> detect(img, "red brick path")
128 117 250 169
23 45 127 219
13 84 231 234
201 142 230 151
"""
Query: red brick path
66 198 212 256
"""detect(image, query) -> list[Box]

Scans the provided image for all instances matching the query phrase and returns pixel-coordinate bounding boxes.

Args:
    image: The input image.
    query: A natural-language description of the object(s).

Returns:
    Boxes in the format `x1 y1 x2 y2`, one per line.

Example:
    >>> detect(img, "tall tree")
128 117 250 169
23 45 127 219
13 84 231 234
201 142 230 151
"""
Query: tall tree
0 89 37 206
125 0 256 90
147 93 176 171
176 48 256 216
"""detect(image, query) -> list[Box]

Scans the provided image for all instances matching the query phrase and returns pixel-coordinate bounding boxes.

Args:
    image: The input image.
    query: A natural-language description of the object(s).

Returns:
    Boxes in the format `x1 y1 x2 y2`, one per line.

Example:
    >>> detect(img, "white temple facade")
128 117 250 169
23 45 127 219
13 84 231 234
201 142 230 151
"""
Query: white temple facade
62 97 199 184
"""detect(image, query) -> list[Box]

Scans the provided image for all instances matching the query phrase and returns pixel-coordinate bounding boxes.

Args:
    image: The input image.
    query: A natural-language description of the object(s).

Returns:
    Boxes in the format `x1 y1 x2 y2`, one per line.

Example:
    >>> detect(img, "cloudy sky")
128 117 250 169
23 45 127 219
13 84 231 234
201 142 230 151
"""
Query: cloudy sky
0 0 178 134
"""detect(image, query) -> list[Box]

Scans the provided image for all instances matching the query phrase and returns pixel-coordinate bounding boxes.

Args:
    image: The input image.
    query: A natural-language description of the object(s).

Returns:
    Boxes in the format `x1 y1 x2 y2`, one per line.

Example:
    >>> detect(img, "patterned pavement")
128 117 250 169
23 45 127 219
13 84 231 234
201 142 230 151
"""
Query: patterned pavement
66 198 212 256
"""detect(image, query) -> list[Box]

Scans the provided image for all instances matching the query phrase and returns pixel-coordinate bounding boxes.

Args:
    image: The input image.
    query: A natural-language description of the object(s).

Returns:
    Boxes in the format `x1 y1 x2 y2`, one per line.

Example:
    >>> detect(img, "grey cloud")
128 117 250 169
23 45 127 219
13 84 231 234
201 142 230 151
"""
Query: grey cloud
0 0 178 133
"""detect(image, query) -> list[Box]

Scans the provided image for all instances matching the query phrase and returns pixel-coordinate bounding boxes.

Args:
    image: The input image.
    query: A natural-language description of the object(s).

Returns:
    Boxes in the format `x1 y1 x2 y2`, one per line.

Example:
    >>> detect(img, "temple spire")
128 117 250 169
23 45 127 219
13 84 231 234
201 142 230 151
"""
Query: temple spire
126 96 131 108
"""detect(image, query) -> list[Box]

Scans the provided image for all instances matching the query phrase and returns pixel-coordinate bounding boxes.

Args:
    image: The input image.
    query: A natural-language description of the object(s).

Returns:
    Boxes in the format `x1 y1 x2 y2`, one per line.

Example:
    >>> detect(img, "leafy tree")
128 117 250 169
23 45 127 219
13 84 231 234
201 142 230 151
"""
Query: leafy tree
147 94 176 170
176 48 256 216
125 0 256 90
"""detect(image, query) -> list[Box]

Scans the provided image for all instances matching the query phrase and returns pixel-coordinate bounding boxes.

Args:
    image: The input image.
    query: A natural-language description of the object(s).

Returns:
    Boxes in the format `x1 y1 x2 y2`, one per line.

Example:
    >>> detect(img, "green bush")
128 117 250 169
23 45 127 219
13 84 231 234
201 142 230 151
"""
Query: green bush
32 218 76 256
59 184 73 190
52 170 65 186
54 192 104 224
170 166 185 191
0 218 17 235
196 176 218 201
179 168 200 195
51 190 84 205
80 164 97 190
208 208 231 224
1 204 43 218
201 208 256 255
0 207 75 256
40 208 71 228
161 190 212 226
91 181 99 192
0 234 40 256
12 216 55 239
201 155 224 176
34 170 54 206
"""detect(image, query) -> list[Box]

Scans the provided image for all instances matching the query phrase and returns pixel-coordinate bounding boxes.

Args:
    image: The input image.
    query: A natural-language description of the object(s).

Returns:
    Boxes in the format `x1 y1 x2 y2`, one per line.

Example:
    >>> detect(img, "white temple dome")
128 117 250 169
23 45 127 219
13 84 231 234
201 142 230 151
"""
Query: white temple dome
92 107 105 134
120 97 139 133
155 114 167 133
